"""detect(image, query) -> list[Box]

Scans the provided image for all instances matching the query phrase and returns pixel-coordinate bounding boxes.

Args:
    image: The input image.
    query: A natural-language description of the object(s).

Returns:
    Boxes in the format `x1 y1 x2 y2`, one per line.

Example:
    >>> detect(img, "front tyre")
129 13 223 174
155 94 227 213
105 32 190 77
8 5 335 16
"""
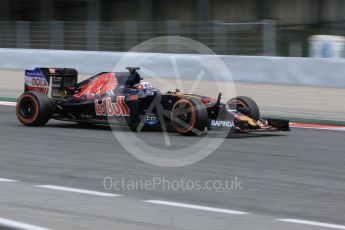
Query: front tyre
227 96 260 120
171 98 208 136
16 91 52 126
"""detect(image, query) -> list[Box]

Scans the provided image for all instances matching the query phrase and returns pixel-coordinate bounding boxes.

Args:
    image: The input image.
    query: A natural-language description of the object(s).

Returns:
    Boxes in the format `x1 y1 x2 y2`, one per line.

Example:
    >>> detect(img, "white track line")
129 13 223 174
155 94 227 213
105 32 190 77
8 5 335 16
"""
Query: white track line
0 101 16 106
144 200 248 215
296 127 345 132
0 178 18 182
0 217 51 230
291 126 345 132
36 185 121 197
277 219 345 229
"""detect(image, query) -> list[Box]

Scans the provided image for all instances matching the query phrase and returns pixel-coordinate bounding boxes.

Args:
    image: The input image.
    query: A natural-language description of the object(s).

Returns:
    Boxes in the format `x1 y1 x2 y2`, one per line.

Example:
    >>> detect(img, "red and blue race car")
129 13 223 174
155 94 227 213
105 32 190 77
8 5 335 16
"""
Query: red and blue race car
16 67 289 135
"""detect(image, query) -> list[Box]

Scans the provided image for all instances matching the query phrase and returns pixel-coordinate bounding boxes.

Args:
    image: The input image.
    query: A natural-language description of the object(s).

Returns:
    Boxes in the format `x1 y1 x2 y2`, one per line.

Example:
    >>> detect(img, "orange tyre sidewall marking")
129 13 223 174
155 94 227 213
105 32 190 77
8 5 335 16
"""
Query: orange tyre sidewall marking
171 99 196 134
16 94 40 125
228 99 247 108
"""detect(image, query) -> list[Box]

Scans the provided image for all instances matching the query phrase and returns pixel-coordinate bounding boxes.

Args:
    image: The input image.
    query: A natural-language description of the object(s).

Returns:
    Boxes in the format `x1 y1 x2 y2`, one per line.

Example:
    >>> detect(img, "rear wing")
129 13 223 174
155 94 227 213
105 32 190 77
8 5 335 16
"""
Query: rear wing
25 68 78 97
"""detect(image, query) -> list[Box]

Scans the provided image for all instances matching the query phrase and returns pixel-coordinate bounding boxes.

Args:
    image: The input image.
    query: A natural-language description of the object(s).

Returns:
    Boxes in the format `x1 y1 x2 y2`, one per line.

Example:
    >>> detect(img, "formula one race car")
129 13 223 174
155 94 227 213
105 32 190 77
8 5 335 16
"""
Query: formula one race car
16 67 289 135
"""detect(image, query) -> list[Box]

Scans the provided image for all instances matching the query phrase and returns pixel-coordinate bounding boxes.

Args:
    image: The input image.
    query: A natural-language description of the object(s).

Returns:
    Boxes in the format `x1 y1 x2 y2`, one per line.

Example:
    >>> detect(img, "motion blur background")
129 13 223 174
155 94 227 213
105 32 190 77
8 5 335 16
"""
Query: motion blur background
0 0 345 56
1 0 345 116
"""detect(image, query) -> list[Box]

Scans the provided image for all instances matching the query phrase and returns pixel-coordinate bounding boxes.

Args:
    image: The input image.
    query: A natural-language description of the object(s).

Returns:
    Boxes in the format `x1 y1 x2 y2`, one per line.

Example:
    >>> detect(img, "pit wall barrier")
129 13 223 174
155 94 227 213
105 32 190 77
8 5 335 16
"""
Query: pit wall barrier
1 48 344 88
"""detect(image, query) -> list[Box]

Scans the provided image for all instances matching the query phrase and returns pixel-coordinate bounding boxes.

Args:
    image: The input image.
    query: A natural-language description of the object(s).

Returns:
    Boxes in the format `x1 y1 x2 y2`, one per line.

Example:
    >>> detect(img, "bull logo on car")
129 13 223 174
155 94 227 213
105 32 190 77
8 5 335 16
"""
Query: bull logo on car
95 96 130 117
74 73 118 100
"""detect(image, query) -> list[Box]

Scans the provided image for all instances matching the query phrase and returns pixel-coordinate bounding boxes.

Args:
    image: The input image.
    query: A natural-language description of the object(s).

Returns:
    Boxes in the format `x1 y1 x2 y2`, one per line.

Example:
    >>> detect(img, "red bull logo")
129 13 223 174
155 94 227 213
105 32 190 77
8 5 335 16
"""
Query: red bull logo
95 96 130 117
74 73 118 100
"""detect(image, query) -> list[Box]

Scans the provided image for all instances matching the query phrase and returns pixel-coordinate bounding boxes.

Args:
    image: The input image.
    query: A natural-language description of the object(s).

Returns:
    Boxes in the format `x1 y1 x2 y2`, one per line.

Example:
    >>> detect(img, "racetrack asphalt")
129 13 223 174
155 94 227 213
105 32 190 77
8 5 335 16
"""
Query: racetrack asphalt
0 105 345 229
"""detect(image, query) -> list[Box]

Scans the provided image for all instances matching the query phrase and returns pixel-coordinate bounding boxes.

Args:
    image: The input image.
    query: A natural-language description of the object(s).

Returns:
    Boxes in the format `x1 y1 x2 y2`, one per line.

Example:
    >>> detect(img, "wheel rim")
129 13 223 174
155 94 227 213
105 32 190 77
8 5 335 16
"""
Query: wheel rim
171 100 196 133
19 98 36 120
228 99 246 109
228 99 251 115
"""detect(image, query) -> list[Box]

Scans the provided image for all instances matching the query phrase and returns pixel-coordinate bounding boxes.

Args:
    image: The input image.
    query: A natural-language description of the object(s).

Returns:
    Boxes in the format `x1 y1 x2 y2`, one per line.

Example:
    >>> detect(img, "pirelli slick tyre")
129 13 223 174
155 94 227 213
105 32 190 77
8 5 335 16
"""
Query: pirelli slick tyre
16 91 52 126
171 98 208 136
227 96 260 121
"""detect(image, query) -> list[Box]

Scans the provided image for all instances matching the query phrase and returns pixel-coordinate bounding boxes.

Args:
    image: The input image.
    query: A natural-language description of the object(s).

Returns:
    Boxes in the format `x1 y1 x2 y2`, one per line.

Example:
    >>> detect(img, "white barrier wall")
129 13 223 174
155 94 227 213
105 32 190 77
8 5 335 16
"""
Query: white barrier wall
1 48 345 88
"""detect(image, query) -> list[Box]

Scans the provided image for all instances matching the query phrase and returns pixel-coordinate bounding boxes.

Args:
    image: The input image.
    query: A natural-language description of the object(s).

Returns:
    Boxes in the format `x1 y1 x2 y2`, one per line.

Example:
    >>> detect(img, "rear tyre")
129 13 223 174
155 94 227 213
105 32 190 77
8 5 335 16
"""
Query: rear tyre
171 98 208 136
227 96 260 120
16 91 52 126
